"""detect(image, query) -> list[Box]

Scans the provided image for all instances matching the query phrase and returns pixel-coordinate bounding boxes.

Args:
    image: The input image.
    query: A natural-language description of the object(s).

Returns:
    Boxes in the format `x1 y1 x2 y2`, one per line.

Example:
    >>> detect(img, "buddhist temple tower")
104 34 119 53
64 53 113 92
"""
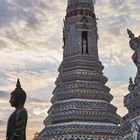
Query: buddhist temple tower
38 0 122 139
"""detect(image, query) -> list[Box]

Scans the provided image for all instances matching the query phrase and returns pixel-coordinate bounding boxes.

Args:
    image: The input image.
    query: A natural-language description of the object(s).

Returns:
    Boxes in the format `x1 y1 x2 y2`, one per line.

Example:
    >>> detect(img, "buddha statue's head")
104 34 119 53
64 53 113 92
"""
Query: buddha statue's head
9 79 27 108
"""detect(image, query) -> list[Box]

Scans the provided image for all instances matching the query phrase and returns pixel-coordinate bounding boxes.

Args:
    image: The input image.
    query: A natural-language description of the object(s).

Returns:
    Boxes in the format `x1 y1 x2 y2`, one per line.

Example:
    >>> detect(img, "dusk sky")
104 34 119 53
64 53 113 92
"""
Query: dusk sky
0 0 140 139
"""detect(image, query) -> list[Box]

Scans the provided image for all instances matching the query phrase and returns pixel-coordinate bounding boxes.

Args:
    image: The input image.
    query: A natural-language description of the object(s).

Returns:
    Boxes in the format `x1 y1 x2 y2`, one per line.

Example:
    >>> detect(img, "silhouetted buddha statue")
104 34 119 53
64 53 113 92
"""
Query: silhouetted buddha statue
6 79 28 140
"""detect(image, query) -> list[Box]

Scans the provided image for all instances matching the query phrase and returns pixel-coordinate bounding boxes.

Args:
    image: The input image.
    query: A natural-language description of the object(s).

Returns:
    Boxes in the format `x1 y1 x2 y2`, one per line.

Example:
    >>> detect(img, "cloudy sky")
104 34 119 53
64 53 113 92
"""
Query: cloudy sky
0 0 140 139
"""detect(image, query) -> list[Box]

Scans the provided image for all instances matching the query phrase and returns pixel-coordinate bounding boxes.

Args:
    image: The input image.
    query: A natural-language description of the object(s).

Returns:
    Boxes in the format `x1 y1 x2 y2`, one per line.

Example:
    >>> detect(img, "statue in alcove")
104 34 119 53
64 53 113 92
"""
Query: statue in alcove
82 31 88 54
6 79 28 140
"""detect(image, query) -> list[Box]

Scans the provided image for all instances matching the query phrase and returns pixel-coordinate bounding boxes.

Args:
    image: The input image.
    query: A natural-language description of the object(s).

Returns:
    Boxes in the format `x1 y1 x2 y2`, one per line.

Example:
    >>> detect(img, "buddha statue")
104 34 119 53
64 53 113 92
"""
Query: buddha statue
6 79 28 140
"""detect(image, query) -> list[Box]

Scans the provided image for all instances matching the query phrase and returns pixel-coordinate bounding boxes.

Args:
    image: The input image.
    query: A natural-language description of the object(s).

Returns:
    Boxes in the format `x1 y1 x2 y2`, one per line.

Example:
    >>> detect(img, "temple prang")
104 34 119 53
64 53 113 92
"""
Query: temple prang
38 1 122 139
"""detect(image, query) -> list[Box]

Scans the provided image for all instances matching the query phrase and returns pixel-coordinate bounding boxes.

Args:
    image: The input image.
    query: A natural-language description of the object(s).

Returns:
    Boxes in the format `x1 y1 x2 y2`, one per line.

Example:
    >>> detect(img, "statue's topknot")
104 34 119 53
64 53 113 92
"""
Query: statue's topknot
11 79 27 106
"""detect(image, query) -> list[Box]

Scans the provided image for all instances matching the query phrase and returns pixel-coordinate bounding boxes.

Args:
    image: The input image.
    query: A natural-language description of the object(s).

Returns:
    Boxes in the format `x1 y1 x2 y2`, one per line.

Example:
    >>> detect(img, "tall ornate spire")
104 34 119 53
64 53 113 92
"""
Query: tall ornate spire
63 0 98 58
38 1 122 139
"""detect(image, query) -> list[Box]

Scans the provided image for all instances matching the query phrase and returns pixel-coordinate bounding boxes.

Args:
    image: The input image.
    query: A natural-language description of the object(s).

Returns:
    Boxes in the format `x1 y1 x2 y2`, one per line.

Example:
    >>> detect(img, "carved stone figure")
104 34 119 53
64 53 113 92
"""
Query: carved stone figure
127 29 140 85
128 77 135 92
6 79 28 140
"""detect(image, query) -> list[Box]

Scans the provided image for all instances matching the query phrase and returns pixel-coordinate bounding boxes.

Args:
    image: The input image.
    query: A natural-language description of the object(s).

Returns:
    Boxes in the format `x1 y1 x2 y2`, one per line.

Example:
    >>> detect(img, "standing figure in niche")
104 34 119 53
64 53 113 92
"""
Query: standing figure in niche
82 31 88 54
6 79 28 140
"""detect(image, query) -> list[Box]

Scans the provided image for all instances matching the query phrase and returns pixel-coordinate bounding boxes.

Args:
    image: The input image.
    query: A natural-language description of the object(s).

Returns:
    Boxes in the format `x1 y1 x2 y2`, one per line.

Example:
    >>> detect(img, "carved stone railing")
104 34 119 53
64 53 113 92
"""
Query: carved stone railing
49 100 117 114
51 89 113 103
41 123 122 137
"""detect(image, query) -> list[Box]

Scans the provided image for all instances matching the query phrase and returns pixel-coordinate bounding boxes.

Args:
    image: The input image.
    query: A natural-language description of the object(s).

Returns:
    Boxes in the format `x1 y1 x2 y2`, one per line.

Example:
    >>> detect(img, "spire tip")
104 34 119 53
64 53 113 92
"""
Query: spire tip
16 79 21 88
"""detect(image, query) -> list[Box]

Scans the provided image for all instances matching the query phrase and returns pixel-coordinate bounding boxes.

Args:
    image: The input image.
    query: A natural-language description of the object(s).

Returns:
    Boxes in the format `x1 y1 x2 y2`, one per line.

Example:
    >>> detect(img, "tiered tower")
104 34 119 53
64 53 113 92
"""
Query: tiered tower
121 30 140 140
38 0 122 139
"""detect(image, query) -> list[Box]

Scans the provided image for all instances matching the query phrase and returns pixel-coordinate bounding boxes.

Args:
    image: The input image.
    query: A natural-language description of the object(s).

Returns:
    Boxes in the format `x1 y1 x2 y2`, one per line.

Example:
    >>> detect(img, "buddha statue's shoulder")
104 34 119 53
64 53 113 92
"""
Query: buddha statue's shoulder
16 107 28 117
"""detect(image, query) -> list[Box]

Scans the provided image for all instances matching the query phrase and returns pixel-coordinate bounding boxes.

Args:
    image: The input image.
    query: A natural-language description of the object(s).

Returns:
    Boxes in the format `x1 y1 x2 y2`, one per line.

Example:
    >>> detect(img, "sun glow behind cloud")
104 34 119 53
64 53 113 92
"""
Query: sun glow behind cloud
0 0 140 139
